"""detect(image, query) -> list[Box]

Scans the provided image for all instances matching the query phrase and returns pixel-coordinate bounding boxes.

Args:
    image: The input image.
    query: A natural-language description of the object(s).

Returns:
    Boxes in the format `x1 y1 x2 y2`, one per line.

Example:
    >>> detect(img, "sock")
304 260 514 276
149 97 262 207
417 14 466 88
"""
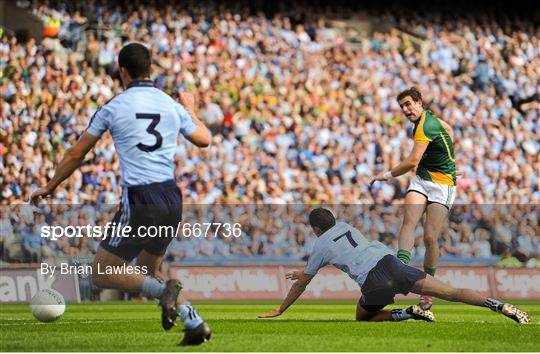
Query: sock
141 276 166 300
178 301 204 329
391 309 412 321
424 265 437 277
397 249 411 264
485 298 503 313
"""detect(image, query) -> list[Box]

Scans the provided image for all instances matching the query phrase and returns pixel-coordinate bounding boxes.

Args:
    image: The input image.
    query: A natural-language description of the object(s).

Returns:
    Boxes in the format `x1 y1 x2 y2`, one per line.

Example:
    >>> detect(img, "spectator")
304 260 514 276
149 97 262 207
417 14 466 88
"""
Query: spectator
199 94 224 135
22 224 52 262
514 224 536 263
472 229 493 258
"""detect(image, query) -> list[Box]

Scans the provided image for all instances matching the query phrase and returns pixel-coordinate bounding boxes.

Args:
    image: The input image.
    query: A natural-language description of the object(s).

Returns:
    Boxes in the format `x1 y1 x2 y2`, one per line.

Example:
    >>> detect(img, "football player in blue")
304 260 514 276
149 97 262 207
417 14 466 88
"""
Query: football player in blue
31 43 212 345
259 208 530 325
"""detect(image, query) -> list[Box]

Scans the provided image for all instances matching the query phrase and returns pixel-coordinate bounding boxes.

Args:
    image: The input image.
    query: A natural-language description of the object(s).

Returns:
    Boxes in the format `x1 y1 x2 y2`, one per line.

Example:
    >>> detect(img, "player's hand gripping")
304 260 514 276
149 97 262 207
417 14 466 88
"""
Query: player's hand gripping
179 91 196 114
257 307 283 319
285 270 302 281
30 186 53 206
369 172 387 186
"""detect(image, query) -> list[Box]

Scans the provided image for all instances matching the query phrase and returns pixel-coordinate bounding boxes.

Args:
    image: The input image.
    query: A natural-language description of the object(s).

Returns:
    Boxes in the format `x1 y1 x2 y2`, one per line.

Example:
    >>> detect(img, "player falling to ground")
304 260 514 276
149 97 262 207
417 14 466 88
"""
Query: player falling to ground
370 87 457 310
31 43 212 346
258 208 530 324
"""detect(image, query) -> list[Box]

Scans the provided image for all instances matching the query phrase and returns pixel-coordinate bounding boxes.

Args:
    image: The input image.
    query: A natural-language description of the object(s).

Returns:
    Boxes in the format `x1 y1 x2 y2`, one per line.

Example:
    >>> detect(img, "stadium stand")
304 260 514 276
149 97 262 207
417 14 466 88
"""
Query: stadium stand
0 1 538 268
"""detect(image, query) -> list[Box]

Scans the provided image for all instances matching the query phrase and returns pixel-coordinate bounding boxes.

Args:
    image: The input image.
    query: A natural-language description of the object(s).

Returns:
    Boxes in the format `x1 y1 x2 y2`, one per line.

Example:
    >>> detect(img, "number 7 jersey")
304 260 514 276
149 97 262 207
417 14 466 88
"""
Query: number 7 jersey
303 222 393 285
86 80 197 187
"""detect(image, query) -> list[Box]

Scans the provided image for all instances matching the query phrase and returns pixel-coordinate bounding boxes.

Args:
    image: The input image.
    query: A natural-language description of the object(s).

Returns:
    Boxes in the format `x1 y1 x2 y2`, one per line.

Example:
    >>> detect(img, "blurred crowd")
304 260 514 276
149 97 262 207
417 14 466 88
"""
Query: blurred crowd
0 1 539 264
1 204 538 267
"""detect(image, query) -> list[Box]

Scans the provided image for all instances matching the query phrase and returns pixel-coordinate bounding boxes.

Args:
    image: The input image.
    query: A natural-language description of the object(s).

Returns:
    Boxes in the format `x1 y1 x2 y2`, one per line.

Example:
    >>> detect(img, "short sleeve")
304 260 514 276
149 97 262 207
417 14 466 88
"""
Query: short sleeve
176 103 197 137
413 119 431 145
303 247 326 275
86 107 111 137
414 113 441 145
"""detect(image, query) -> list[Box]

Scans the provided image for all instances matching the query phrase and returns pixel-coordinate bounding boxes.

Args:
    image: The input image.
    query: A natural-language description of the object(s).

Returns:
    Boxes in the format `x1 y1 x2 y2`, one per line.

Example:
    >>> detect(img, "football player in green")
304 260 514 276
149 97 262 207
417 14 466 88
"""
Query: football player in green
371 87 457 311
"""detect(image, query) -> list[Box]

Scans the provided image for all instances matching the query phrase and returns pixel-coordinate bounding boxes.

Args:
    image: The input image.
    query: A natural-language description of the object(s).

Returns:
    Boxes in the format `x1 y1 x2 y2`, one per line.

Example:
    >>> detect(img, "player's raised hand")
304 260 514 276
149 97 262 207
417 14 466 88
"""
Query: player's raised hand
179 91 196 113
30 186 52 206
369 172 386 186
257 307 283 319
285 270 302 281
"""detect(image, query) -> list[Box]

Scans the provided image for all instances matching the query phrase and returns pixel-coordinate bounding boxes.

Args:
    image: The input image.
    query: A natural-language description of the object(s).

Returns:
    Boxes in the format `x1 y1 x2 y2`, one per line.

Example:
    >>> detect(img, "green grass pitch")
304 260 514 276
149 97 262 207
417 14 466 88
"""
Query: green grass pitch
1 301 539 352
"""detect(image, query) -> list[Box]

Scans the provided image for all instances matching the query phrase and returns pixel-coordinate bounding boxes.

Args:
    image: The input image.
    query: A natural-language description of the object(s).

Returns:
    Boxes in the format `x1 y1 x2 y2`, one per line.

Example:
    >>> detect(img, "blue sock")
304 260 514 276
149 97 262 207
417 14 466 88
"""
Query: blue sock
178 301 204 329
141 276 166 299
391 309 412 321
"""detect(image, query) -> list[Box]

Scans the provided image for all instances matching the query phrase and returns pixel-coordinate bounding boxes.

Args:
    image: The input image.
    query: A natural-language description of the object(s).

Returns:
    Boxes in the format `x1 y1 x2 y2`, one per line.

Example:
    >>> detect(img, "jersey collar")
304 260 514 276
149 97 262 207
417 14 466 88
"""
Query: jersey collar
127 80 154 89
414 110 427 126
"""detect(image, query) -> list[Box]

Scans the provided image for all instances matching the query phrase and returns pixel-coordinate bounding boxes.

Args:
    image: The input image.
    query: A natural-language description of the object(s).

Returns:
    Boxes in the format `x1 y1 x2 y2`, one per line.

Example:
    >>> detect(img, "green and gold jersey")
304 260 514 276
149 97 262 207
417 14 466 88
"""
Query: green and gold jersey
412 110 456 186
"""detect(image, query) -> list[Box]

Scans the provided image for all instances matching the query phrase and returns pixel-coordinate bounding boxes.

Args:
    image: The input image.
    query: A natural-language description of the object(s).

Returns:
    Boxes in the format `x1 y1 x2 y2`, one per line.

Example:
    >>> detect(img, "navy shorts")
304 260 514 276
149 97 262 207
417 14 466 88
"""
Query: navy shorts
359 255 426 312
100 180 182 261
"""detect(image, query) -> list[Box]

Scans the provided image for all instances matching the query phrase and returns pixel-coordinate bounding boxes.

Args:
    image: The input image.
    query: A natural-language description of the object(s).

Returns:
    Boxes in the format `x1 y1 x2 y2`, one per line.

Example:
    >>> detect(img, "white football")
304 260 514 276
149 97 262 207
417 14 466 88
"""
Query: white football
30 288 65 322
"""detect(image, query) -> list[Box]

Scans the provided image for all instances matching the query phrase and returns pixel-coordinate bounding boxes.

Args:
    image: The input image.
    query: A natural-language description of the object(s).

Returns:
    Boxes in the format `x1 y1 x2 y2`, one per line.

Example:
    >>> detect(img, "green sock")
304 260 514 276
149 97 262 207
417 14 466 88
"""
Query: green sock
397 249 411 264
424 266 437 276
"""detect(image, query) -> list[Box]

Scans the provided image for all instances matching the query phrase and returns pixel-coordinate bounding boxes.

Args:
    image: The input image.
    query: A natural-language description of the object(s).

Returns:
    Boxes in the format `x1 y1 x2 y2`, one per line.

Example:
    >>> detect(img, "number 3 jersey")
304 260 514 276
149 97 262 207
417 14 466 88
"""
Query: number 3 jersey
303 222 393 285
86 80 197 187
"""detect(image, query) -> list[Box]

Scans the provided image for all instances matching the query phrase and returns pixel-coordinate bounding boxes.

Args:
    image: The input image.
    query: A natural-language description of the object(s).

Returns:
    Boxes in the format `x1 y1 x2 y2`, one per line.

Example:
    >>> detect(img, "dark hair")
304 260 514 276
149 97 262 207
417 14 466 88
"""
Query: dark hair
118 43 151 79
309 208 336 233
397 86 422 103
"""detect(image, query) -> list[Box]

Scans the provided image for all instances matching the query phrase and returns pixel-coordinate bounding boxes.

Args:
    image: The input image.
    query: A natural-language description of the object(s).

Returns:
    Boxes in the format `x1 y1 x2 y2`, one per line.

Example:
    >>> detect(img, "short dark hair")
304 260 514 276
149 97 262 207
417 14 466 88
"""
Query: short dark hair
118 43 151 79
309 208 336 233
397 86 422 103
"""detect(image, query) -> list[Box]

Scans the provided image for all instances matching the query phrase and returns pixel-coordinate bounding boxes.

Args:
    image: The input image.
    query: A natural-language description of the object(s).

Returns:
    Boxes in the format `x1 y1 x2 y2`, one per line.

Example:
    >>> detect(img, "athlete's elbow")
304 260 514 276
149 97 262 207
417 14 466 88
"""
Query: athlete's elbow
197 135 211 148
189 130 211 147
406 158 419 170
194 138 210 148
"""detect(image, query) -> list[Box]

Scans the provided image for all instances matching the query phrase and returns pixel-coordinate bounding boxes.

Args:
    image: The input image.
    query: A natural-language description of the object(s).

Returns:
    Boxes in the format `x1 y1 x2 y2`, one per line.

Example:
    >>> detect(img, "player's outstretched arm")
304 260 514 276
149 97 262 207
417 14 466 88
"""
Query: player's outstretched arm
258 272 314 318
369 143 427 185
179 91 211 147
30 132 99 205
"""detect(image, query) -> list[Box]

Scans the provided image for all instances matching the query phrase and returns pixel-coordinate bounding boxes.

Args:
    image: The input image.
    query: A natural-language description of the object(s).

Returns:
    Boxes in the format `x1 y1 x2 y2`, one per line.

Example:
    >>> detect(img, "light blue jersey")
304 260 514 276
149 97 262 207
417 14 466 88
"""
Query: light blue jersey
303 221 393 285
86 80 197 187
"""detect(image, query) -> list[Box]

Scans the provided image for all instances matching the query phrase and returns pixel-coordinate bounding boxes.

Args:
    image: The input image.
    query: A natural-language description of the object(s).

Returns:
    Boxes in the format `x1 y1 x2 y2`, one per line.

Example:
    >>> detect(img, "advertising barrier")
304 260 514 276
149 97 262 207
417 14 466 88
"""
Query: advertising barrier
0 267 80 303
1 264 538 303
169 265 540 300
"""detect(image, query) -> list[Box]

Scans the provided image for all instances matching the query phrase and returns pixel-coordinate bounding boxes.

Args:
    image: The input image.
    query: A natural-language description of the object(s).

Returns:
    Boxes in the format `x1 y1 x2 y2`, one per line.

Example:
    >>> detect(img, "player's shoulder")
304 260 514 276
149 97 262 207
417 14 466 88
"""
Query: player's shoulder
421 110 443 135
323 221 350 237
93 92 125 117
335 221 351 229
423 110 442 125
147 88 185 109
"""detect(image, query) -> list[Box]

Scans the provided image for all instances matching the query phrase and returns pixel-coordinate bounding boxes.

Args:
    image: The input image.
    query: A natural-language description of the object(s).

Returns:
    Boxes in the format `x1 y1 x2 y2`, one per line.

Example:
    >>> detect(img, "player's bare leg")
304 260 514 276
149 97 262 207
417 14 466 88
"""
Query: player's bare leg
137 250 166 279
356 305 392 322
418 202 448 309
93 247 180 329
92 247 147 291
412 275 531 324
355 300 434 322
397 191 427 264
93 247 211 341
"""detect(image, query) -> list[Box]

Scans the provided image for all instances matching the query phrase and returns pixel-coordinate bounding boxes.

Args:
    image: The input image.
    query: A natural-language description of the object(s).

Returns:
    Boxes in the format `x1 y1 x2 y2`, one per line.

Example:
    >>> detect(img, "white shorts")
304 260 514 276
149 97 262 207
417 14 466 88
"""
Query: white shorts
407 175 456 209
